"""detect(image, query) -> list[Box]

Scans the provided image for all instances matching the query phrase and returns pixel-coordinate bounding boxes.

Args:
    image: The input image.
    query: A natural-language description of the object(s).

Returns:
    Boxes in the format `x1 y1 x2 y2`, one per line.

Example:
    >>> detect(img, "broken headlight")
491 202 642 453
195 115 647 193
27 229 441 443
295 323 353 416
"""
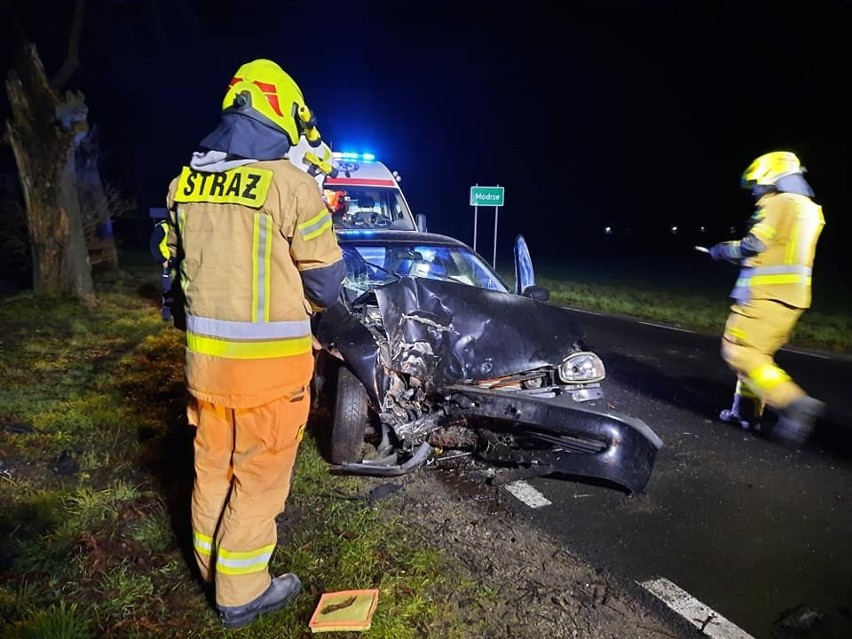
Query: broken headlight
558 352 605 383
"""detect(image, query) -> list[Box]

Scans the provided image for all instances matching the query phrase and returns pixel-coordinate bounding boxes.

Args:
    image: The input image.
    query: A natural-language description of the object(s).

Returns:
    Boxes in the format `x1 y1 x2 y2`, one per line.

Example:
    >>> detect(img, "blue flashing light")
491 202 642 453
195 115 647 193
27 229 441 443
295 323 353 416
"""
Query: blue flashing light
333 151 376 162
336 228 376 237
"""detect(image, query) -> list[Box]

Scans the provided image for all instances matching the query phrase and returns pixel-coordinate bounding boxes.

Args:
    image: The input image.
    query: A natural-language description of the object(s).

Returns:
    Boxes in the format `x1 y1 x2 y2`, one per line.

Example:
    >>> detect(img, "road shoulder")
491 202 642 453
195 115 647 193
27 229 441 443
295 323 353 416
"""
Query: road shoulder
359 466 695 638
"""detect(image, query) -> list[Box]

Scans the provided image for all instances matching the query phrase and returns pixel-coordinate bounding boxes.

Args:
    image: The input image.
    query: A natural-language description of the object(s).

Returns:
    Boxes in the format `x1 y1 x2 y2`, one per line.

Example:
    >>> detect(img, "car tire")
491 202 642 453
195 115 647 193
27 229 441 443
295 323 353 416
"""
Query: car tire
330 365 368 464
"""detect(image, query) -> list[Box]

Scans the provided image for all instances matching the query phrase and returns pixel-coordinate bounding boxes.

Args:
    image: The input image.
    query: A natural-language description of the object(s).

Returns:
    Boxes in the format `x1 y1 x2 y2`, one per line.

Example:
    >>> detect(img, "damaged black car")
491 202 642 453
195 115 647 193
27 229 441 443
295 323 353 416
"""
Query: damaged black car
311 229 663 493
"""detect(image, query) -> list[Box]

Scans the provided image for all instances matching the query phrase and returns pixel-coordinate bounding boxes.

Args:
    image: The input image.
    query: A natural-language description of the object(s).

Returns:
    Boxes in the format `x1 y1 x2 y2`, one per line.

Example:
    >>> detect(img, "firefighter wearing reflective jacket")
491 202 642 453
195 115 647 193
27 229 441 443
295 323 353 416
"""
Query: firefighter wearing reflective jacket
153 59 344 628
709 150 825 447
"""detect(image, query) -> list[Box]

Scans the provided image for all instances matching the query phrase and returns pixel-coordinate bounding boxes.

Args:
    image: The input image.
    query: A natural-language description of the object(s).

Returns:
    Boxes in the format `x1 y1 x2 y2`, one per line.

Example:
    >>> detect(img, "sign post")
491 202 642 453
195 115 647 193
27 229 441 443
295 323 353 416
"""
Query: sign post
472 183 479 252
493 204 499 271
469 185 505 267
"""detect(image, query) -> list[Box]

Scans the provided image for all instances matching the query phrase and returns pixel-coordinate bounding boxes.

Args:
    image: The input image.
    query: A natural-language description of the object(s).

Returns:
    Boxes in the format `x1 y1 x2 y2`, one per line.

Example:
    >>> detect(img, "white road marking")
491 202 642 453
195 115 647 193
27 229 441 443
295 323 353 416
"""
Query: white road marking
638 320 692 333
639 577 755 639
782 346 832 359
563 307 606 317
504 480 552 508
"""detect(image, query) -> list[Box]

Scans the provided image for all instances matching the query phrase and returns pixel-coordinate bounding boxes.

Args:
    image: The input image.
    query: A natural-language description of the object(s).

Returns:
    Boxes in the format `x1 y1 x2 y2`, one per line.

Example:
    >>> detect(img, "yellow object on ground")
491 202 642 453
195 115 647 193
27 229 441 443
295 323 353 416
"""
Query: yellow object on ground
308 589 380 633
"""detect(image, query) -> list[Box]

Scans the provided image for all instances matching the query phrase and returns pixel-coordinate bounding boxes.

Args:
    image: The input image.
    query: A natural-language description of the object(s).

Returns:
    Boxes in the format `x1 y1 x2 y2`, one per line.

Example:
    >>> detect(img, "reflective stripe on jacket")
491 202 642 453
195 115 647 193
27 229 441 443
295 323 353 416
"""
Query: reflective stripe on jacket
164 159 343 407
730 192 824 308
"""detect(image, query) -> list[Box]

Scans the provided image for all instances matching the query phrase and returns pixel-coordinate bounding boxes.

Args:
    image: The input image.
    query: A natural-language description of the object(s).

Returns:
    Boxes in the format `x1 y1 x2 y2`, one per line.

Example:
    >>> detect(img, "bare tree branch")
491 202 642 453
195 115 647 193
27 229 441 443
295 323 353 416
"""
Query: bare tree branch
50 0 85 90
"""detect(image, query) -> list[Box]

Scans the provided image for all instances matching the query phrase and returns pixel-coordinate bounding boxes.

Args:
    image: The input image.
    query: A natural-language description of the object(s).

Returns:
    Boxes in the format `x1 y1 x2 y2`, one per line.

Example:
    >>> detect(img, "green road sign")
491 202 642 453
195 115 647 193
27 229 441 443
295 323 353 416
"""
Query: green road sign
469 185 505 207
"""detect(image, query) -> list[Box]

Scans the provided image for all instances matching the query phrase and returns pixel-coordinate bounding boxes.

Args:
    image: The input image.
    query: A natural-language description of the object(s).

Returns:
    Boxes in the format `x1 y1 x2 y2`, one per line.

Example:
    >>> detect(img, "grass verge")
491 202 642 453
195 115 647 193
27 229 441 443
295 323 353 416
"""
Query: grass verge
0 260 490 639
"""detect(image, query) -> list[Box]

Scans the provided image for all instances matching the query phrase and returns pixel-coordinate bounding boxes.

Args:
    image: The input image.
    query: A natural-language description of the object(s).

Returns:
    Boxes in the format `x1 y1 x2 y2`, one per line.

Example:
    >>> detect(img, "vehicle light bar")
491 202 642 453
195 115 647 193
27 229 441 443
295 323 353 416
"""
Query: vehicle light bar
333 151 376 161
335 229 377 237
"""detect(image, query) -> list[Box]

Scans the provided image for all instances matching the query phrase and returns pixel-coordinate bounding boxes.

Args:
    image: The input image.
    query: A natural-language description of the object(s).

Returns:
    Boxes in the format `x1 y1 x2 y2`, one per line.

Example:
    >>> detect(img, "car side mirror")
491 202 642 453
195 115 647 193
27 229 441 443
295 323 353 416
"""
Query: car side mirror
522 285 549 302
416 213 428 233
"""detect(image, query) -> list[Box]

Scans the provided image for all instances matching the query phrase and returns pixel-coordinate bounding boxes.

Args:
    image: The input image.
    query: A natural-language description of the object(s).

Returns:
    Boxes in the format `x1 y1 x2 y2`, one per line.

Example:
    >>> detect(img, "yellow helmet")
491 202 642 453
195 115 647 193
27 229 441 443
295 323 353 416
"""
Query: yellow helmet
741 151 804 188
222 59 312 146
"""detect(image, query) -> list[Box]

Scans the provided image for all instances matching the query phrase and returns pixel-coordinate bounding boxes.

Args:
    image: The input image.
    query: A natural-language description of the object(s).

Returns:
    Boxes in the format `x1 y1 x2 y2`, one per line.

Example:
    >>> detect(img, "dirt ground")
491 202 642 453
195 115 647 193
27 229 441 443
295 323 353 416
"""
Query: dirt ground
353 462 695 639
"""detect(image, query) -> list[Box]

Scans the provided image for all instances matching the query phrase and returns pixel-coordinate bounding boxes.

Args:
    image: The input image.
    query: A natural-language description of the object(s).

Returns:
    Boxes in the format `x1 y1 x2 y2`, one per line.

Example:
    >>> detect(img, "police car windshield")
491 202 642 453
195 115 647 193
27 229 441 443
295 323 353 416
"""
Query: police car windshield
341 242 509 301
325 187 415 231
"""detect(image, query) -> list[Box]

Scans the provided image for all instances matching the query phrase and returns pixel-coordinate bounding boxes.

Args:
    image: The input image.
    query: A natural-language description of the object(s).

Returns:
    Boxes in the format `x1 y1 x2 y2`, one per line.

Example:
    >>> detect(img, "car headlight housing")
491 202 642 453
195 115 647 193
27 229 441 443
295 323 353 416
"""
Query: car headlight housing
558 352 605 383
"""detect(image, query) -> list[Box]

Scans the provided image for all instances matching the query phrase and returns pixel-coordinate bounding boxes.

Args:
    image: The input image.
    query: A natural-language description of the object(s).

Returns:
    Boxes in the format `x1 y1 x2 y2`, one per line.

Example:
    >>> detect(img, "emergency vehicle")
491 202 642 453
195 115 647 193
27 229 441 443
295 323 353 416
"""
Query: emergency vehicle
322 152 426 232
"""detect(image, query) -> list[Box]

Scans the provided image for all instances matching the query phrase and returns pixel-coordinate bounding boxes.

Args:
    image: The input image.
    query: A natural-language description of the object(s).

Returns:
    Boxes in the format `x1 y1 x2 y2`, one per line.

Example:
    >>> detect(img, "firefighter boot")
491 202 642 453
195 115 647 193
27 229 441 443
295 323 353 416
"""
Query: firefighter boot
772 396 826 448
218 573 302 629
719 391 765 430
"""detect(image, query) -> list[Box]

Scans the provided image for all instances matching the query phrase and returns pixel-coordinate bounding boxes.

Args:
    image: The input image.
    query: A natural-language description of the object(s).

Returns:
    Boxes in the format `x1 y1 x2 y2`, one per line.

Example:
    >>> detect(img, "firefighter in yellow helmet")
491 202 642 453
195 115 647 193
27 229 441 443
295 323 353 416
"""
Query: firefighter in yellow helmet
155 59 344 628
708 151 825 447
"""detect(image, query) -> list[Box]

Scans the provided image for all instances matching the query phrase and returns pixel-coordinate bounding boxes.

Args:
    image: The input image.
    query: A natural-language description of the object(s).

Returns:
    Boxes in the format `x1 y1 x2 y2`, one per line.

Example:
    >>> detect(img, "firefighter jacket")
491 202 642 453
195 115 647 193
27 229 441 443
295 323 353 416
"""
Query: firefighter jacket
162 157 345 408
730 192 824 308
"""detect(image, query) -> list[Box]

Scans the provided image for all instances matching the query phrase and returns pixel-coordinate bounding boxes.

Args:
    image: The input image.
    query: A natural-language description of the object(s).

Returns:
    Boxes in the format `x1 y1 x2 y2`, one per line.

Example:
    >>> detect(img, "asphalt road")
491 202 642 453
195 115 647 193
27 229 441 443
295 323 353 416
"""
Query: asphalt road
503 309 852 639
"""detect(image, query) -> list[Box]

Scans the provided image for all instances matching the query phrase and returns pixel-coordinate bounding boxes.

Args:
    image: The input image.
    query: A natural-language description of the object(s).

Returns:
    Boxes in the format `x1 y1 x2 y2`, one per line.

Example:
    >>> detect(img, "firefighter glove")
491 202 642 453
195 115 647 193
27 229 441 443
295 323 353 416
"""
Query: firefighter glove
709 242 740 263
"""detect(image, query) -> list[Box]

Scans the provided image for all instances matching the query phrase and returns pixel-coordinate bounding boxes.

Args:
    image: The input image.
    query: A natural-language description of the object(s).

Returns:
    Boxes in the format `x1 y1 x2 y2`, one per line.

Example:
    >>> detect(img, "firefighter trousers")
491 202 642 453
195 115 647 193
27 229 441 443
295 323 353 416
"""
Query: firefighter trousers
188 387 309 608
720 298 807 410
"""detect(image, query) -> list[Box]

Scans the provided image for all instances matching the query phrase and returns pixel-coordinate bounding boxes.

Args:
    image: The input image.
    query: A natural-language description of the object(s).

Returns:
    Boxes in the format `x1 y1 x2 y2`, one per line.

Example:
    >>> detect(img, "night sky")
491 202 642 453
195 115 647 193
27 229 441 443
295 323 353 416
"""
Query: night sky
2 0 851 264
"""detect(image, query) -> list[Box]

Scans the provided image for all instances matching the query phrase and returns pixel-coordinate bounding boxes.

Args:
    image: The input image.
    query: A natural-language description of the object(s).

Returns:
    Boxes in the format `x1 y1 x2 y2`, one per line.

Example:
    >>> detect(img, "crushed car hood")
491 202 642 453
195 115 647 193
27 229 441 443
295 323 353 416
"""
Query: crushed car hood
375 277 586 384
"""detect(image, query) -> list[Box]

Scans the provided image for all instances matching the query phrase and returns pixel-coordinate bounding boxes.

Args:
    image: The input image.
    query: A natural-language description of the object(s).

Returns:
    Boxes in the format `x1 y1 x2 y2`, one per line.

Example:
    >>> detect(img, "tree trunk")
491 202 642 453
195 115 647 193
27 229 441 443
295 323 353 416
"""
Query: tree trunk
77 128 119 269
60 141 97 291
4 43 93 299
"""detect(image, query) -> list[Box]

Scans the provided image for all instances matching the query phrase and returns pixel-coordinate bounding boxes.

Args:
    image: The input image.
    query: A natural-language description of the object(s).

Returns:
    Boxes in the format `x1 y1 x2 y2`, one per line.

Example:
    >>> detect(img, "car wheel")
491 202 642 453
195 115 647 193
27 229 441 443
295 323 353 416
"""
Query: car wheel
330 365 368 464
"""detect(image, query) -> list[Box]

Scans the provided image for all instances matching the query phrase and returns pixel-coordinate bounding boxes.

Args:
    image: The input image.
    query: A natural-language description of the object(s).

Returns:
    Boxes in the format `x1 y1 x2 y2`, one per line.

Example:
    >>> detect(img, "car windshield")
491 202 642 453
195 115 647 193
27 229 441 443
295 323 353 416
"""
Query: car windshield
325 187 416 231
341 242 509 301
